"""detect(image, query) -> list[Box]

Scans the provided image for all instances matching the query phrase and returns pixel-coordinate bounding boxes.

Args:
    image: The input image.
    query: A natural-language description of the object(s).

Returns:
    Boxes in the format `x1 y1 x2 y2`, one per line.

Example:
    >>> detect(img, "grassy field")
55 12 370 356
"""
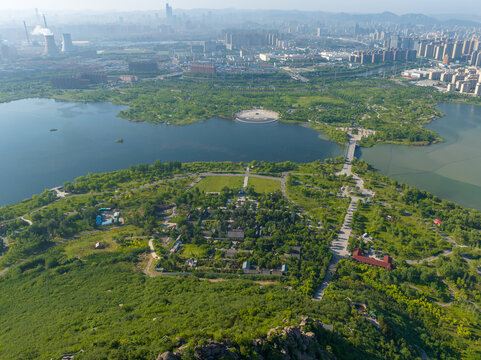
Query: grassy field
195 176 243 192
286 181 349 227
60 226 144 259
182 243 211 258
248 177 281 194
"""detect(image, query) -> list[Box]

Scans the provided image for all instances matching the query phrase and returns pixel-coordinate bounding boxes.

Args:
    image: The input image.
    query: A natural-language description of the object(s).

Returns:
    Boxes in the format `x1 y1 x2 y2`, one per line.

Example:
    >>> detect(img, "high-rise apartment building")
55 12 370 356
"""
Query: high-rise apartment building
452 41 463 60
476 52 481 67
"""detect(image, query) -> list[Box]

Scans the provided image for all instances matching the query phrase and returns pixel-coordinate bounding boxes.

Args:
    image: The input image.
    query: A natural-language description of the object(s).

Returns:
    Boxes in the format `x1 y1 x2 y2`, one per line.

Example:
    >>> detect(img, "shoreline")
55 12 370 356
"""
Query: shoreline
0 95 476 149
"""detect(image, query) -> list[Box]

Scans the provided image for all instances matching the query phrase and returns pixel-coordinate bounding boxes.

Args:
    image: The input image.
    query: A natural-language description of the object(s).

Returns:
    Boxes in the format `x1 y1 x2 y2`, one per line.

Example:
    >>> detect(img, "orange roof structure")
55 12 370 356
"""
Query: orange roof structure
352 248 393 270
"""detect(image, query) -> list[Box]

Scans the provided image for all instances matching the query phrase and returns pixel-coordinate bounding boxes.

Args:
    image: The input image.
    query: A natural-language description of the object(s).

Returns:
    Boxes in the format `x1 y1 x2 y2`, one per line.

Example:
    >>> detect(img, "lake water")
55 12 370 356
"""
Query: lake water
3 99 481 210
361 102 481 210
0 98 343 206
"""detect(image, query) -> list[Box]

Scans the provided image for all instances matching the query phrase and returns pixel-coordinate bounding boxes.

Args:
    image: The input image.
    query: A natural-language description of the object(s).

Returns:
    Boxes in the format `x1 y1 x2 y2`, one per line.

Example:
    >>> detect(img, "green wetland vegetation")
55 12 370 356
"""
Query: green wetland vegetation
0 159 481 359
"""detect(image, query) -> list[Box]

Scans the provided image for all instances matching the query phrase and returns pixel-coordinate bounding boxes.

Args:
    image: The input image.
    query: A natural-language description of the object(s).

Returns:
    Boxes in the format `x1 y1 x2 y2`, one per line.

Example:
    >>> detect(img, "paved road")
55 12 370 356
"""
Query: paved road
281 67 309 83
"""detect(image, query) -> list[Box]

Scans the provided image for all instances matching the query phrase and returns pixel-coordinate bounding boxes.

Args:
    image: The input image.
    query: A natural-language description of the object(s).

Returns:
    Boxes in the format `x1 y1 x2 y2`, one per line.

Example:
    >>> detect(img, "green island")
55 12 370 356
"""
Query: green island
1 157 481 359
2 68 481 147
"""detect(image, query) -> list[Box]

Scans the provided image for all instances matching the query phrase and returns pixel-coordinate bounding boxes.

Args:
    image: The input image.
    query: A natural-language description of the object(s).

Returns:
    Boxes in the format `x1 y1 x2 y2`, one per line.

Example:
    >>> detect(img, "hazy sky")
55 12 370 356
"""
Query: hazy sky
1 0 481 15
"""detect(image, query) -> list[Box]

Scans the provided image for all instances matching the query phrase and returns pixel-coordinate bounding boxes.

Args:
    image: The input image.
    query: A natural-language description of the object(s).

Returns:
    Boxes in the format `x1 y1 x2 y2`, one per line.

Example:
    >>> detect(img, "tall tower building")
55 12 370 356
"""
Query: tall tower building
61 33 74 52
44 35 58 56
166 3 173 17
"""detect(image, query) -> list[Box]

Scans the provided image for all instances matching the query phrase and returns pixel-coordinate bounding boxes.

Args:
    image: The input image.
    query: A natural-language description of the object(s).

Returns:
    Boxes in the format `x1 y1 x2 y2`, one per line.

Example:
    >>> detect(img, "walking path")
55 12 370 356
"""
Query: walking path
144 238 161 277
0 236 7 259
243 166 250 188
20 216 32 226
313 138 374 300
148 238 160 260
406 231 468 265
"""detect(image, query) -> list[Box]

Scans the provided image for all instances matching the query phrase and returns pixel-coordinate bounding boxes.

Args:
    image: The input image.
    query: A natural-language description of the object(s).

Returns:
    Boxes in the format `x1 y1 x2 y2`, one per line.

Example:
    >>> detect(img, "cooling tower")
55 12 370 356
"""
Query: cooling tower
44 34 58 56
61 33 74 52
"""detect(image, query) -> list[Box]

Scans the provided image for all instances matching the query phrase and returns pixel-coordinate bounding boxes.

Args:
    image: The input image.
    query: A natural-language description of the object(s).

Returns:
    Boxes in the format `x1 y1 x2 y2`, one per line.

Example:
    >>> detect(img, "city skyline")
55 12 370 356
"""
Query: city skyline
1 0 481 16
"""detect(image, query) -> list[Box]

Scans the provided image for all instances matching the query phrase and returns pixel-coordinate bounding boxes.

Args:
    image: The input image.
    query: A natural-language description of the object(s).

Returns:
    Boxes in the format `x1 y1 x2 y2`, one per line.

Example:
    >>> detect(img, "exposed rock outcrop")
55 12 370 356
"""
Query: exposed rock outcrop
253 317 336 360
159 317 336 360
194 340 239 360
157 352 180 360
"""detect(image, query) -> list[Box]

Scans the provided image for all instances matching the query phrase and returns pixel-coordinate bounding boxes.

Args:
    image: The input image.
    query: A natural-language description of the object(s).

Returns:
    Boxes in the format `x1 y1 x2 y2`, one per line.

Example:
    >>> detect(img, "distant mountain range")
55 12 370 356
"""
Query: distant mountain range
327 11 481 26
184 9 481 27
1 8 479 29
171 8 480 29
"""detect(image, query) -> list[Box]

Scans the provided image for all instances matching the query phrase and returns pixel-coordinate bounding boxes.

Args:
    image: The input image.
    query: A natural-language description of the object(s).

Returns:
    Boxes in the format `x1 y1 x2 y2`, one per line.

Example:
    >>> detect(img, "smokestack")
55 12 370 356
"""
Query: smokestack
43 14 48 28
23 21 31 44
44 34 58 56
61 33 74 52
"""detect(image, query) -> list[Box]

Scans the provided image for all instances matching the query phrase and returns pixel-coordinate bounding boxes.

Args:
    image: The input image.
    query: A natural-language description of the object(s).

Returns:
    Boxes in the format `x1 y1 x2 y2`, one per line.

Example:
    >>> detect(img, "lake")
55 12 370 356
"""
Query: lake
0 98 343 206
3 99 481 210
361 102 481 211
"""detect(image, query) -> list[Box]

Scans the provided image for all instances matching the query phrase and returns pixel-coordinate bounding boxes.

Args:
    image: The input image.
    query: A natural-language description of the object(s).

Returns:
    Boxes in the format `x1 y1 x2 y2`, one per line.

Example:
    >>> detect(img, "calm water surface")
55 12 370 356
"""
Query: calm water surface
0 98 342 205
361 102 481 210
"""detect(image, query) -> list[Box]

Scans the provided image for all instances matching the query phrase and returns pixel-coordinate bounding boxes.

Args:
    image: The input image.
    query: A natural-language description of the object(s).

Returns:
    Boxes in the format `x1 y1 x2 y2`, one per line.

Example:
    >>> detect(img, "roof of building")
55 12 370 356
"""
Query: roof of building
227 230 245 238
352 248 393 270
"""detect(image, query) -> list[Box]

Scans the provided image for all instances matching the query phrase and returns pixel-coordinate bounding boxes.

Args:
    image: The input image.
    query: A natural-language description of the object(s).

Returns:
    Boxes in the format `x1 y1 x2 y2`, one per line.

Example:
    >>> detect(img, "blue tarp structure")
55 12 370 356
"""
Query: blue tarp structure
96 215 102 225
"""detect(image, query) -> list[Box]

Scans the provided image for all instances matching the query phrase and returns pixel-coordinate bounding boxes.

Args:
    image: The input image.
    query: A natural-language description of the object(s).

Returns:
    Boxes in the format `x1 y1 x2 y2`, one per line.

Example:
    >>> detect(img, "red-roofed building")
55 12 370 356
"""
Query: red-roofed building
352 248 393 270
433 219 443 226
